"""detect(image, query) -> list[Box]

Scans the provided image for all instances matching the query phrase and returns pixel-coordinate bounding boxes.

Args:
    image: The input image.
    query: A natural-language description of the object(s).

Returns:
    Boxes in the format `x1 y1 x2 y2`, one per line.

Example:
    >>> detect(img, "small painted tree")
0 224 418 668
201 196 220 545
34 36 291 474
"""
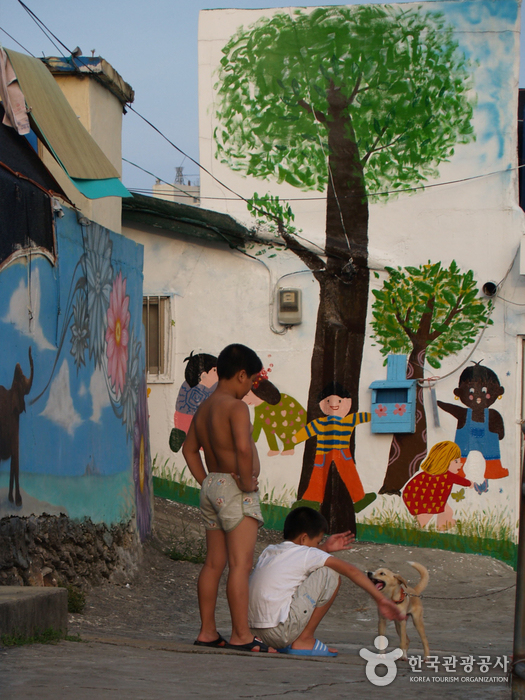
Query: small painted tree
214 5 474 531
370 261 493 495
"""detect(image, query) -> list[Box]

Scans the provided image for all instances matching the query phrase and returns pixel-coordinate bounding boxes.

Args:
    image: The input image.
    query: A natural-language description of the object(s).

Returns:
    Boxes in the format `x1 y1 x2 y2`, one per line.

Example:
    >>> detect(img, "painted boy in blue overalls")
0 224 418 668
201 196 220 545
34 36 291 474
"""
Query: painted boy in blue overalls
437 362 506 494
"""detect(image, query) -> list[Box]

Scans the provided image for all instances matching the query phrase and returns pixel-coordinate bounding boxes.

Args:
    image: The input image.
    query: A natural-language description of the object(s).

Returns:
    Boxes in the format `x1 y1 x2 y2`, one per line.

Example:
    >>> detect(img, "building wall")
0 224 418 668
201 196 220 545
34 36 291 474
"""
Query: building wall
152 181 201 207
195 0 525 549
0 207 152 541
128 1 524 560
122 220 318 500
40 72 125 234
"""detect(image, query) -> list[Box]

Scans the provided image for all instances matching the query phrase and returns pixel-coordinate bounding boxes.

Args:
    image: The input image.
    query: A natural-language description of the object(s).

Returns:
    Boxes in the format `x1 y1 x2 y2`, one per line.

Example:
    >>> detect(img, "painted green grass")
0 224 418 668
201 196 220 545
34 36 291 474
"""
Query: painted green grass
152 454 297 508
359 502 515 541
152 456 199 488
359 503 517 569
258 479 297 508
152 462 517 569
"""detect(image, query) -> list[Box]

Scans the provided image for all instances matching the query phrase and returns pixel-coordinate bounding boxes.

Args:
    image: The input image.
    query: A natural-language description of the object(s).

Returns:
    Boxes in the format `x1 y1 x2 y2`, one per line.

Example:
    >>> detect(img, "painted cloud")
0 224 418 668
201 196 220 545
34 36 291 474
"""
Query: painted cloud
40 360 82 436
89 365 111 423
2 268 55 351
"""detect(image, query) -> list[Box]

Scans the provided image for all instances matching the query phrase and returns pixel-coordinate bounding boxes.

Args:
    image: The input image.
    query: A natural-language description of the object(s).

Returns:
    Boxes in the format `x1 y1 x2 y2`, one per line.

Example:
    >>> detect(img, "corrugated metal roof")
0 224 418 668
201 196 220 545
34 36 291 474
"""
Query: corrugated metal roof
122 193 265 247
6 48 120 181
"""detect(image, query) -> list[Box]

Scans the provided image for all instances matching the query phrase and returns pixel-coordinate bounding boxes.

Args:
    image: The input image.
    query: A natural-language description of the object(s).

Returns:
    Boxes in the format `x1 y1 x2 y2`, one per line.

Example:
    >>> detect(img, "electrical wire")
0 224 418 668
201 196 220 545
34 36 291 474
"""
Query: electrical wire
497 296 525 307
231 246 289 335
129 161 525 203
9 2 525 208
8 4 525 290
126 104 247 205
8 5 525 356
123 158 199 201
417 246 520 387
17 0 70 57
0 26 35 56
123 157 328 257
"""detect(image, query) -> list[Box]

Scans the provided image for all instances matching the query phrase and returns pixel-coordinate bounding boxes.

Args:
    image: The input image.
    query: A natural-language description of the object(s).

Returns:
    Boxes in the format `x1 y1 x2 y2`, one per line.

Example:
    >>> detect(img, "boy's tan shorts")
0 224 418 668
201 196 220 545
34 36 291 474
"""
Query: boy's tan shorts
200 473 264 533
250 567 339 649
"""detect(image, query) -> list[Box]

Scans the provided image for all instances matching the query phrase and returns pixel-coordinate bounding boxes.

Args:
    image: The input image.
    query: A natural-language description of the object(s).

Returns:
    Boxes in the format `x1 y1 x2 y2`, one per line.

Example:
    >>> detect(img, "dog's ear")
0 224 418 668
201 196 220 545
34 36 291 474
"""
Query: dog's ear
395 574 408 587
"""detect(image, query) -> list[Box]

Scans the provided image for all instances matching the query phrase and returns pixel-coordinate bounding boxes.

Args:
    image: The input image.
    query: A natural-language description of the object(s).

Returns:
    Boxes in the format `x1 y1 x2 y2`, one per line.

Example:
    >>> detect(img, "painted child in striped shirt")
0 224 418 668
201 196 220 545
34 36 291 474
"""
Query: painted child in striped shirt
292 382 376 513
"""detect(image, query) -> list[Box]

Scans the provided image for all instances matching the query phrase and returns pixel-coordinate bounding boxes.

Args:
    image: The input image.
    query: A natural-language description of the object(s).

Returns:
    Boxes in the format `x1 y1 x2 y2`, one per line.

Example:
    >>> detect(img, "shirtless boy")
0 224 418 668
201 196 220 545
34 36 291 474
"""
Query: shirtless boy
183 343 274 652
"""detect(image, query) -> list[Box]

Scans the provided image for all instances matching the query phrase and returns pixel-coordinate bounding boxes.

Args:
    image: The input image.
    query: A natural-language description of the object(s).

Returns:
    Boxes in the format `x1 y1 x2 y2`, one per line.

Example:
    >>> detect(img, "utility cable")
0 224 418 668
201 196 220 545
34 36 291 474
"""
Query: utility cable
10 1 525 207
17 0 70 57
0 27 35 56
123 158 199 201
125 161 525 203
417 246 520 388
126 104 247 204
10 2 525 287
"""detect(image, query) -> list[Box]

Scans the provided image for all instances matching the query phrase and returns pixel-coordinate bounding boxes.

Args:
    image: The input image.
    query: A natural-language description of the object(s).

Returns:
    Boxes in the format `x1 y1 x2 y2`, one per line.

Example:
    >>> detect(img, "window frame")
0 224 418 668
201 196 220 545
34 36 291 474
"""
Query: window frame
142 294 173 383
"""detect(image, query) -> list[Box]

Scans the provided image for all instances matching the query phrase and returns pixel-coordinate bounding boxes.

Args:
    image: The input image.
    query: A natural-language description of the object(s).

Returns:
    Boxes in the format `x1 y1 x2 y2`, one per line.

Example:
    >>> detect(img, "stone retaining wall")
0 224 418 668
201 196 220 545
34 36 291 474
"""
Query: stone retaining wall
0 515 141 589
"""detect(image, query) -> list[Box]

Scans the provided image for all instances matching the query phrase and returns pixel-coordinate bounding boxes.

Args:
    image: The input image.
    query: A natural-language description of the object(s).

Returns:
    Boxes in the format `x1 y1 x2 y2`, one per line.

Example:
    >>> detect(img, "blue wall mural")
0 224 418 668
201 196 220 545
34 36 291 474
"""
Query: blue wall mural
0 207 152 540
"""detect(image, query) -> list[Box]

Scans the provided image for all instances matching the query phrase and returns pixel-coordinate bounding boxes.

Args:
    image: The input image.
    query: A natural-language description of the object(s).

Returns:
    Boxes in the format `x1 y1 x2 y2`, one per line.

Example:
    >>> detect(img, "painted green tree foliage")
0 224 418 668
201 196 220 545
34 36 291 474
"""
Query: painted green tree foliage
371 261 492 494
214 5 474 531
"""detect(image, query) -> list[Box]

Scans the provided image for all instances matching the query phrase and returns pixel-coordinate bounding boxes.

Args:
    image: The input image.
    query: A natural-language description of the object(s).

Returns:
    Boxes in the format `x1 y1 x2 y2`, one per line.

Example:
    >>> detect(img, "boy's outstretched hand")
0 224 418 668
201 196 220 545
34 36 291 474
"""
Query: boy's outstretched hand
378 597 407 622
322 530 355 553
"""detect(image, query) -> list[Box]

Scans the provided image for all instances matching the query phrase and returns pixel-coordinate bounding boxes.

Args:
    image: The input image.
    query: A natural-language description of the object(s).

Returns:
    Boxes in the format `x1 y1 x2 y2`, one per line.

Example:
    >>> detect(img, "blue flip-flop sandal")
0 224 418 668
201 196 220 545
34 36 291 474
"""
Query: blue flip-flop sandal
278 639 337 657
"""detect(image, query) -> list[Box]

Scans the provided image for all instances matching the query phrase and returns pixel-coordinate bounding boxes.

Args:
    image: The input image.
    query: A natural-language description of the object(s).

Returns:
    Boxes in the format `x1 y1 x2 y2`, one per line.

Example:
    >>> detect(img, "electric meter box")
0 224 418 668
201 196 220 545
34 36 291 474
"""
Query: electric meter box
277 288 302 325
369 354 417 433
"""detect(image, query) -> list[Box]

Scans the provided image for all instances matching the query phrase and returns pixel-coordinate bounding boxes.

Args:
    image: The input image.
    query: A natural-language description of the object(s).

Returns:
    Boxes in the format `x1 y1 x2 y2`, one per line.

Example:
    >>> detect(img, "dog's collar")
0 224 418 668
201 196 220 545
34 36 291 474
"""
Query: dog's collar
393 588 406 605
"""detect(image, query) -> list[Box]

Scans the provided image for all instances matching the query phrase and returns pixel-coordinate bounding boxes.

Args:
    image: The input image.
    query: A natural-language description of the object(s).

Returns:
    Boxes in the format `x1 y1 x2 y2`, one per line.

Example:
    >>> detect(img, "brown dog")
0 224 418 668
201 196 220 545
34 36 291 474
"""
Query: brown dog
367 562 429 660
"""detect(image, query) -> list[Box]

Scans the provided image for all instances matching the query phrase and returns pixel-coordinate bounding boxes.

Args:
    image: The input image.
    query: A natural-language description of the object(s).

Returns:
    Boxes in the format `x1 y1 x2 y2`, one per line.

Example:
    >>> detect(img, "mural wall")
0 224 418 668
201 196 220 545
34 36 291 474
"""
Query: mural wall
137 0 523 564
0 206 152 541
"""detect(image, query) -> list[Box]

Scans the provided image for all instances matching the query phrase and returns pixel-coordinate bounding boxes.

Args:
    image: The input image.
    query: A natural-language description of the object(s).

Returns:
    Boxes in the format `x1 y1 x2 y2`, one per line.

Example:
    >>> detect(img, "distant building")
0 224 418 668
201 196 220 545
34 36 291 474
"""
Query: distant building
152 167 200 206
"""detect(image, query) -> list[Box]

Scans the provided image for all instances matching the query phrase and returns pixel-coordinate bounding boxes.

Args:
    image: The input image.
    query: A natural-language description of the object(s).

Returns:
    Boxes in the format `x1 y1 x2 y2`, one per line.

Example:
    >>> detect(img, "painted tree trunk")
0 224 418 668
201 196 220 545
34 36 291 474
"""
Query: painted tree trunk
379 347 428 495
297 83 370 532
321 461 357 535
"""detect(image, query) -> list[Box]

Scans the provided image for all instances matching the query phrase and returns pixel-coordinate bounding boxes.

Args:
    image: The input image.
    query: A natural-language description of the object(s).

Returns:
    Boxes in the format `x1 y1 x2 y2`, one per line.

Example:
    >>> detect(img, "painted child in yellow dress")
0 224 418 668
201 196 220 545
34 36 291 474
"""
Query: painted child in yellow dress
292 382 376 513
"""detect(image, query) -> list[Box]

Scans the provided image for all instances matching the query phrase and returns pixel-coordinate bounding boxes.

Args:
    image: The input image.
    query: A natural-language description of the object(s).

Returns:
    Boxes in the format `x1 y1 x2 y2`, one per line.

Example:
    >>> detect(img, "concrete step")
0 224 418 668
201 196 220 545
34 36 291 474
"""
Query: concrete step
0 586 67 638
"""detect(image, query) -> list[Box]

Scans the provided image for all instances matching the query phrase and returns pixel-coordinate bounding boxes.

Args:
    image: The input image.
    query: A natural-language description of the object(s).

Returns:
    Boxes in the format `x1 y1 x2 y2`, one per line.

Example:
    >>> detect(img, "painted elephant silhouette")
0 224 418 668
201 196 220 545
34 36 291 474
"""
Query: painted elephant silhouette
0 348 33 506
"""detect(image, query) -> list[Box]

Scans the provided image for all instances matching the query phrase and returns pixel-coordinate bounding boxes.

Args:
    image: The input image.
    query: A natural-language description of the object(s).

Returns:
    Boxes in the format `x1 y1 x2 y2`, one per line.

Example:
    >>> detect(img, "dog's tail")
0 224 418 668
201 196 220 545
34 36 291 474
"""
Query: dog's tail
407 561 429 595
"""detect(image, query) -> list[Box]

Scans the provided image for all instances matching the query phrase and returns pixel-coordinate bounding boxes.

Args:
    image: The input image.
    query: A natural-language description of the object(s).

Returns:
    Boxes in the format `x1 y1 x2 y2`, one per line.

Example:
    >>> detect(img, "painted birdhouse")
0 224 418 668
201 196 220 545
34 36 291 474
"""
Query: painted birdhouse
369 355 417 433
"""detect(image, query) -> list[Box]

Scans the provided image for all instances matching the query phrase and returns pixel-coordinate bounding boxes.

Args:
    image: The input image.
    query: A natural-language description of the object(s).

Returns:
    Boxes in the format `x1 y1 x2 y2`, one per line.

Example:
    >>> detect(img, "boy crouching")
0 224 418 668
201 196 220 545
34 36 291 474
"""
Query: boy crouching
248 507 405 657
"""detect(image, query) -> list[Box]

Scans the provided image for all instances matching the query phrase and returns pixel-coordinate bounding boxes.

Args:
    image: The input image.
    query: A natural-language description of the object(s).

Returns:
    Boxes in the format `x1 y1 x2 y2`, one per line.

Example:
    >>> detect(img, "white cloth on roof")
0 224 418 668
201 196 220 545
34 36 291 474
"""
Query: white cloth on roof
0 48 30 135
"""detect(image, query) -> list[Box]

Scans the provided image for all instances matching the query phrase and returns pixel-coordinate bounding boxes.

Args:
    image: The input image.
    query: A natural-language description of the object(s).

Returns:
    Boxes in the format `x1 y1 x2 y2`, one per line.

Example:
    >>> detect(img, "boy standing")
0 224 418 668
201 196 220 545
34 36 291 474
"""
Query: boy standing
248 507 404 656
183 344 275 652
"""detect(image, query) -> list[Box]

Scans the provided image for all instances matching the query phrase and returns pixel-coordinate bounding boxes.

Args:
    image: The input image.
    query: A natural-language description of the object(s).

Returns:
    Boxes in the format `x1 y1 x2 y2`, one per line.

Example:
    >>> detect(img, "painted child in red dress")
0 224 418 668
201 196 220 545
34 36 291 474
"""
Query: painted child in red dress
402 441 473 531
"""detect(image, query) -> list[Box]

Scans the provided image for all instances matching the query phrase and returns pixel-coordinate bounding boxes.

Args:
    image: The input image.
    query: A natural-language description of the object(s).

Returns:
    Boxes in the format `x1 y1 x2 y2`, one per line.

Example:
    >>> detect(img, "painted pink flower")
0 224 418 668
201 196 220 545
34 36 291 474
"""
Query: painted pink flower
394 403 407 416
106 272 130 398
375 404 387 418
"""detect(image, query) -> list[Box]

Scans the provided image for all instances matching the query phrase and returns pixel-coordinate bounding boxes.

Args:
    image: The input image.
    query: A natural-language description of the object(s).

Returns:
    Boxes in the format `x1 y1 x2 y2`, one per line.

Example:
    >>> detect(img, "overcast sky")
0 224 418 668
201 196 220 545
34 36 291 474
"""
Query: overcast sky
1 0 523 194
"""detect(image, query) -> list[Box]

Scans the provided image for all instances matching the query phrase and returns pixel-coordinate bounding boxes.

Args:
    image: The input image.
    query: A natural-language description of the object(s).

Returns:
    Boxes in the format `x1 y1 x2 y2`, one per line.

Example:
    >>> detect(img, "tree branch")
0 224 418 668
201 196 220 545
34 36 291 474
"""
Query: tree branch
393 300 415 342
348 73 362 106
428 294 464 342
362 130 405 165
280 228 326 272
298 99 327 123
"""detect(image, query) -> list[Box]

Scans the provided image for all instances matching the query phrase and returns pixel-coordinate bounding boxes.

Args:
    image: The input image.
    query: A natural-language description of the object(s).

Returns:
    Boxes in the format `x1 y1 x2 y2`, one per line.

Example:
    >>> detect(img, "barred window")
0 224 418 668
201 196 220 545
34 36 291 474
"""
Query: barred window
142 296 171 380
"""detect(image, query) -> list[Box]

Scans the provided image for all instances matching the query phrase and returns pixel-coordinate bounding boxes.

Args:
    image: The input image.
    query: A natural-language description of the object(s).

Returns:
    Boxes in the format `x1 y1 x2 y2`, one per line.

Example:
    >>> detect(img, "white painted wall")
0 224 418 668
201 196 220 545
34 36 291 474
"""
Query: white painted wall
122 219 322 500
191 2 525 535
